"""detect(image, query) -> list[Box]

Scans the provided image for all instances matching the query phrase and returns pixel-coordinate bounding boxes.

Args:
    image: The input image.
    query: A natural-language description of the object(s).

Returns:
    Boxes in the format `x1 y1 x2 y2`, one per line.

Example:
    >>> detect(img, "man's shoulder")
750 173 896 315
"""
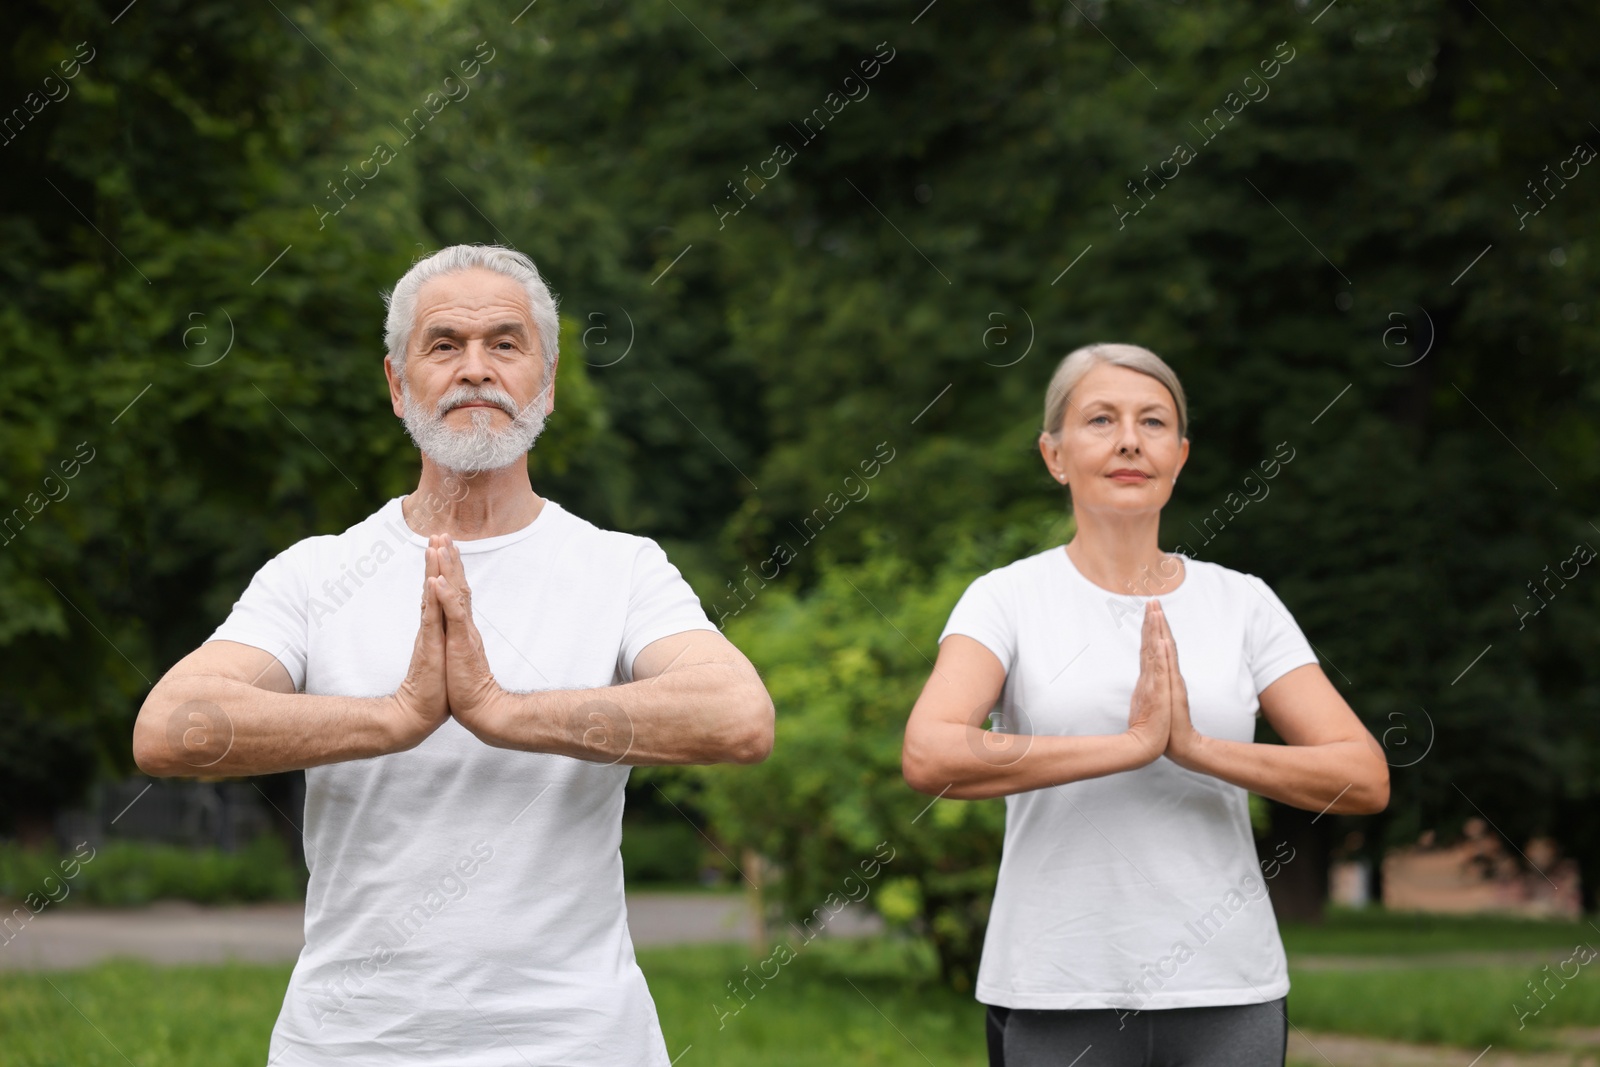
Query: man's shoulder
540 500 651 551
259 498 407 570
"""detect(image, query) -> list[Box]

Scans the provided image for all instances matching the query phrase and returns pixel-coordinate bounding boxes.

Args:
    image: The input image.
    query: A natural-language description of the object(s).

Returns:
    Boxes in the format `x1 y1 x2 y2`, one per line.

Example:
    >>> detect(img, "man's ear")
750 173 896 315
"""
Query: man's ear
384 355 406 418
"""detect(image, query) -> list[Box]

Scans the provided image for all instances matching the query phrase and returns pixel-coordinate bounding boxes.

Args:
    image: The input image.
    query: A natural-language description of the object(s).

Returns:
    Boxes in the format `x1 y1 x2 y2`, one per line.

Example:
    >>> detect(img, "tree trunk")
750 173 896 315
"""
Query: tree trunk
1261 800 1331 924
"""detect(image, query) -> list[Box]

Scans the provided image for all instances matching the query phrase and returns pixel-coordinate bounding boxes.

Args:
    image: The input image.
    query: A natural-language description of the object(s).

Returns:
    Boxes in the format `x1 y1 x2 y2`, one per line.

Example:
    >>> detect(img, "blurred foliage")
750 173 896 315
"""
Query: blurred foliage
0 835 304 908
1 0 1598 987
678 519 1069 988
619 817 708 886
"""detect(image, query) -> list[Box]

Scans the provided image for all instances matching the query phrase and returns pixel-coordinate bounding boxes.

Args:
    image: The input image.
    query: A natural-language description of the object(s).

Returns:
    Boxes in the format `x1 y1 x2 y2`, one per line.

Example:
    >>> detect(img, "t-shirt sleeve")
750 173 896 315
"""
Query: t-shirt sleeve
617 538 718 682
1243 574 1319 694
206 544 312 693
939 571 1015 671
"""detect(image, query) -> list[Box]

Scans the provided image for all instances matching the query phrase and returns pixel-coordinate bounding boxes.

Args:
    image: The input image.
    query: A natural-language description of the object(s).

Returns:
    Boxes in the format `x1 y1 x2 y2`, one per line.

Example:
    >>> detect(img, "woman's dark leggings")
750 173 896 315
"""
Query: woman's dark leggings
985 998 1288 1067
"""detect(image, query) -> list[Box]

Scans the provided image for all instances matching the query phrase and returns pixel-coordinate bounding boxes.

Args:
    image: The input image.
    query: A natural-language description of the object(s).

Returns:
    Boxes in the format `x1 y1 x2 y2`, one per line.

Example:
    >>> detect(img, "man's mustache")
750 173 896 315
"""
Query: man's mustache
438 391 517 418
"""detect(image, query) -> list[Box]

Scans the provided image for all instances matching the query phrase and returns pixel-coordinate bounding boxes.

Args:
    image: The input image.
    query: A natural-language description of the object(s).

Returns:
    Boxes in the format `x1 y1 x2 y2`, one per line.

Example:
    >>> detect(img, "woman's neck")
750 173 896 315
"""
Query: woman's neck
1065 519 1183 597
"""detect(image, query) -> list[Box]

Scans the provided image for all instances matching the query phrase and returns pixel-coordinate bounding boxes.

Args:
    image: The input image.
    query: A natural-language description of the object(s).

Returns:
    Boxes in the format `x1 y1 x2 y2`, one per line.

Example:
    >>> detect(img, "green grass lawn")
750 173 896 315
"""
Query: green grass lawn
1281 906 1600 957
0 940 985 1067
1287 964 1600 1051
2 912 1597 1065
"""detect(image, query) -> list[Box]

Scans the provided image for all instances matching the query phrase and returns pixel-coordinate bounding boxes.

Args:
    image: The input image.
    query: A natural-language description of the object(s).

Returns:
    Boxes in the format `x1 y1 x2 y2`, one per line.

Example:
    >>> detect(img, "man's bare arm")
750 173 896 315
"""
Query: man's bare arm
459 630 775 766
133 538 455 777
131 641 408 776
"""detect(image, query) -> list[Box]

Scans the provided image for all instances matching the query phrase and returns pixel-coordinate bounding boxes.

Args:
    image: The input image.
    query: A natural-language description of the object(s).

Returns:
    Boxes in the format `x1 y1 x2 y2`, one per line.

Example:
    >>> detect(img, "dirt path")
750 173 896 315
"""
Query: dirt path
0 893 882 971
1289 1030 1599 1067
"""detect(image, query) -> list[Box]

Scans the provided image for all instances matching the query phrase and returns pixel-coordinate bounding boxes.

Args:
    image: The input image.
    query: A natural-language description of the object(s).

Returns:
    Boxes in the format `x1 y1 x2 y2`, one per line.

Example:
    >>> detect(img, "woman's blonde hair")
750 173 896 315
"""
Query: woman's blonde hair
1042 343 1188 441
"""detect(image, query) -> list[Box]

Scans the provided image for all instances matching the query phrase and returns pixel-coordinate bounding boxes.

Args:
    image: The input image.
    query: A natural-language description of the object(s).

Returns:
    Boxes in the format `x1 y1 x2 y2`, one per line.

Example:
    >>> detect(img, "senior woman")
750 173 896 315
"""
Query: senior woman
901 343 1389 1067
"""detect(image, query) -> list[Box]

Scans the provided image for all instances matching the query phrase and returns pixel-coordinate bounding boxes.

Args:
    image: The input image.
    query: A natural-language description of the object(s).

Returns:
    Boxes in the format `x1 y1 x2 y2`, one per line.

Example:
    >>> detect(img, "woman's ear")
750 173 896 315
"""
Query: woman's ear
1038 432 1067 483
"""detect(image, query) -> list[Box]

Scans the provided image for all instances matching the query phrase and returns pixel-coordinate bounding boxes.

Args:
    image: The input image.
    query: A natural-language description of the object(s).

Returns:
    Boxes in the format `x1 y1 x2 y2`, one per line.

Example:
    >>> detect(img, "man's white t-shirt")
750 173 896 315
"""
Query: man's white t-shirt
207 496 717 1065
939 545 1320 1011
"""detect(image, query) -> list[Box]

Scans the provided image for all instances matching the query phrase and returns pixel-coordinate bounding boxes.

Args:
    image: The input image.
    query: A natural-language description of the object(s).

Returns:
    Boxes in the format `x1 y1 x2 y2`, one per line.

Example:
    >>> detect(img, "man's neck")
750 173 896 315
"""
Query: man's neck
403 458 545 540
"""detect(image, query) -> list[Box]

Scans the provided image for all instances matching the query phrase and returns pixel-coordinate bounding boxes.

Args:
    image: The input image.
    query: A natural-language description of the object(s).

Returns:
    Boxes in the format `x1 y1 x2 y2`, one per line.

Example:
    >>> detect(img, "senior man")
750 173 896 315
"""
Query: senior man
133 244 774 1065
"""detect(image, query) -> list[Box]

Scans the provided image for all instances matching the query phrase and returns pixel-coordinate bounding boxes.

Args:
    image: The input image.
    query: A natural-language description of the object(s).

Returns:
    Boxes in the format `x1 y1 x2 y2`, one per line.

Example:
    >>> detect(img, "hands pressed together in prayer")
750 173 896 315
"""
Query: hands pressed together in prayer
387 535 512 749
1125 599 1207 770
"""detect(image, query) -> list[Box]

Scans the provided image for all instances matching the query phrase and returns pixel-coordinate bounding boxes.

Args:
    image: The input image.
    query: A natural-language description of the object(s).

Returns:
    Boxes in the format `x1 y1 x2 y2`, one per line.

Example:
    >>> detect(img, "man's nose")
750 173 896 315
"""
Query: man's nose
457 339 496 382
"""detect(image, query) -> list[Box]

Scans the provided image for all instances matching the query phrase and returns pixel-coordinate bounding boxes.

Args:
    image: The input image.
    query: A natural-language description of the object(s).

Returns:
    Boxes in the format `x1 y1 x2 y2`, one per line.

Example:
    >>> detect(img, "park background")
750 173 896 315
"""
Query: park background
2 0 1599 1063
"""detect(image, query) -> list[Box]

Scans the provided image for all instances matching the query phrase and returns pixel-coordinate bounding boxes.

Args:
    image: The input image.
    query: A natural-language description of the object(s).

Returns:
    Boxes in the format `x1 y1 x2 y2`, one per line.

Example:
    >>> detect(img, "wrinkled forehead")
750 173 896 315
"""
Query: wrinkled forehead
411 269 535 335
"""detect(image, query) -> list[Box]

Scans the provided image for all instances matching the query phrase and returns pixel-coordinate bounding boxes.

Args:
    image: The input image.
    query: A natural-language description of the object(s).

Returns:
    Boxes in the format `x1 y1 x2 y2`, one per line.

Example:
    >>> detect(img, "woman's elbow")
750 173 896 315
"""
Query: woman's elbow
900 734 947 796
1348 762 1391 815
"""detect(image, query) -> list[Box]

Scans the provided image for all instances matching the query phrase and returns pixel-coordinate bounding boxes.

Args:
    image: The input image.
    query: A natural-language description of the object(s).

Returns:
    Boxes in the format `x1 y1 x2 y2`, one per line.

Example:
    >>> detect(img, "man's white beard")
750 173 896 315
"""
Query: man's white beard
401 378 550 473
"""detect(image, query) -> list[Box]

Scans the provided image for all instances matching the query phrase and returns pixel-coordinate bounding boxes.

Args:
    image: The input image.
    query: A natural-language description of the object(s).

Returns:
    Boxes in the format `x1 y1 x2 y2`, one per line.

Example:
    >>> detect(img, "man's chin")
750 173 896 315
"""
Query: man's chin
424 451 529 475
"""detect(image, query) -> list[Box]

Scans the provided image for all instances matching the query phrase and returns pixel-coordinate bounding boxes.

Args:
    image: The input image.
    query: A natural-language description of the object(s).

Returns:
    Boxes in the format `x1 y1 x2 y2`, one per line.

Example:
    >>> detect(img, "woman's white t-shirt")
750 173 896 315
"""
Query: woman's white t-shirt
940 545 1319 1011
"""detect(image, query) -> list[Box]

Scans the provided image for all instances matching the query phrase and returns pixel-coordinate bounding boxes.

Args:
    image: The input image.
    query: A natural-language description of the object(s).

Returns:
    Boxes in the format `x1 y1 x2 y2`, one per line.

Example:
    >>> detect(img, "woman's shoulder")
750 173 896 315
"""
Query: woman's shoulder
961 546 1063 590
1176 554 1278 599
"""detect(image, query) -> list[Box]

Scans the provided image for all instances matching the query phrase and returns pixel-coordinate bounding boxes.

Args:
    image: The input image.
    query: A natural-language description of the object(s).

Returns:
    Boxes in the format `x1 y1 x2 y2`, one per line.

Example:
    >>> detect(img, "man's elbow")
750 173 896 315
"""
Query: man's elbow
131 703 179 778
726 688 774 764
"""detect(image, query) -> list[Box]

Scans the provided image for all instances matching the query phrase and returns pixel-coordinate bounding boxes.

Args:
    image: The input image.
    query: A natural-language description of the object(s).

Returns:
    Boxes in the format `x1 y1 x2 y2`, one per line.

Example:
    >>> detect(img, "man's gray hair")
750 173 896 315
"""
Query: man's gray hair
383 244 560 378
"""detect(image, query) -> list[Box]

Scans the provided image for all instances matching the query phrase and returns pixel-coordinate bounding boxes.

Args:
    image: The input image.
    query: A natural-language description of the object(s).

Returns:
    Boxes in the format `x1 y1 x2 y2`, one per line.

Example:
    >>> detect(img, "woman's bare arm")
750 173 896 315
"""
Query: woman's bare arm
1158 602 1389 815
901 604 1175 800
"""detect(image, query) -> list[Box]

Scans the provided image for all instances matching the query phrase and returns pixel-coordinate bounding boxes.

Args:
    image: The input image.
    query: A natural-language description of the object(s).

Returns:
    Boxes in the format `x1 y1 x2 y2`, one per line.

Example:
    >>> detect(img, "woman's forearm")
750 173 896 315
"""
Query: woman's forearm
902 724 1156 800
1173 734 1389 815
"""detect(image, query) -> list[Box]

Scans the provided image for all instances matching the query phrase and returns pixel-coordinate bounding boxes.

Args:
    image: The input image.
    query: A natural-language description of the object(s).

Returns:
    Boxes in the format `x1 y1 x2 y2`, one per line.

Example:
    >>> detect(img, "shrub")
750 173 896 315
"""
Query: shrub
684 520 1069 990
0 835 305 908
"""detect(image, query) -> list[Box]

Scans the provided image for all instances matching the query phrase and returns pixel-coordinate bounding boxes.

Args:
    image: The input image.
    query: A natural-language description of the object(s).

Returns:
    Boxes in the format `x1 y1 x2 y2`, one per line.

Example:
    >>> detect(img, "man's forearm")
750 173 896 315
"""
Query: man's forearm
474 662 773 766
133 674 405 777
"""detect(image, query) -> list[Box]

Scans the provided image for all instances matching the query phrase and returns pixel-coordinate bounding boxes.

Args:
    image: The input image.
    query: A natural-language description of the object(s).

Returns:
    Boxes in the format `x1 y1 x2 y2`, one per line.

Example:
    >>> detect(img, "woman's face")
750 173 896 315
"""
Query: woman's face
1038 363 1188 517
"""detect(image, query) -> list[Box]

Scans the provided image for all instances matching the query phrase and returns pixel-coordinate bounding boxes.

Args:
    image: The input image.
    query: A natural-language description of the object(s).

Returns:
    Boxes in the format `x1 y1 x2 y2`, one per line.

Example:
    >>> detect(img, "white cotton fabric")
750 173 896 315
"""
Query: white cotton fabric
208 496 716 1065
939 545 1320 1011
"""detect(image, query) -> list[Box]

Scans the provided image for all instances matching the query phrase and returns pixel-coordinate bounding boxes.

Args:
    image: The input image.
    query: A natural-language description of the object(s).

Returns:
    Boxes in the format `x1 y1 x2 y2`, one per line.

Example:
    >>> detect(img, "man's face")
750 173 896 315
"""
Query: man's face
385 268 556 473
